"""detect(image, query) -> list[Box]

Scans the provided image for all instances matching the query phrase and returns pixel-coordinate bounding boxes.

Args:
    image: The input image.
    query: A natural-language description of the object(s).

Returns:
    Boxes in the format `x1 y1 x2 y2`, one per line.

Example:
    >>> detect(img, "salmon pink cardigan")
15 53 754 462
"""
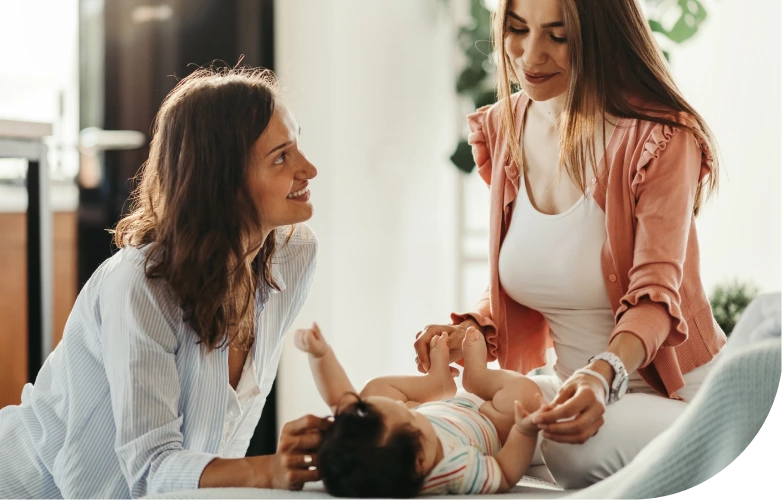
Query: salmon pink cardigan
451 92 726 399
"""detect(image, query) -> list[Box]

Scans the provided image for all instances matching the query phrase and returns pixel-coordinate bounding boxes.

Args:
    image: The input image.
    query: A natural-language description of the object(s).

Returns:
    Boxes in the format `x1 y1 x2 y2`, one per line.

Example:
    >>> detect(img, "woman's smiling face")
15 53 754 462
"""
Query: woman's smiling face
247 104 318 238
503 0 570 102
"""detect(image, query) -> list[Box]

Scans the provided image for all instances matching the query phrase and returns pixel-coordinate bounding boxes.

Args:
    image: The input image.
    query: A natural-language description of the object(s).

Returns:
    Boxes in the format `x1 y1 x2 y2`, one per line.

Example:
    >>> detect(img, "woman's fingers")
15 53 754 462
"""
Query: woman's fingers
278 415 330 453
533 387 588 425
287 468 321 490
539 401 604 436
284 452 320 469
533 382 607 443
414 324 472 372
542 417 604 442
414 325 452 372
285 414 331 435
281 430 323 452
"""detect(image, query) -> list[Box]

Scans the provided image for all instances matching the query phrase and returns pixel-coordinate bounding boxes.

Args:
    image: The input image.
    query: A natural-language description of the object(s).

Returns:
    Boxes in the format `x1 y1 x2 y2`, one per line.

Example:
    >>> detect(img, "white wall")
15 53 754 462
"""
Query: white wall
0 0 80 180
274 0 461 424
668 0 781 294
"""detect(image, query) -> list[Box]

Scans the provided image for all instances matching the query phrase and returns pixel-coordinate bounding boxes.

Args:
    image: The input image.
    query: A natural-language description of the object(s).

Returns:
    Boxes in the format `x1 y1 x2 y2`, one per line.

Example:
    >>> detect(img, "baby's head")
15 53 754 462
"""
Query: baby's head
318 396 428 498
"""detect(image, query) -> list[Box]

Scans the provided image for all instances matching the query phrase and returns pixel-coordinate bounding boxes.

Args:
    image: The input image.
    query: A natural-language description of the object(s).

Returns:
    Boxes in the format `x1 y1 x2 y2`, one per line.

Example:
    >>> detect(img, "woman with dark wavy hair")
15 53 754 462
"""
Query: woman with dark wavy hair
0 68 327 498
413 0 726 490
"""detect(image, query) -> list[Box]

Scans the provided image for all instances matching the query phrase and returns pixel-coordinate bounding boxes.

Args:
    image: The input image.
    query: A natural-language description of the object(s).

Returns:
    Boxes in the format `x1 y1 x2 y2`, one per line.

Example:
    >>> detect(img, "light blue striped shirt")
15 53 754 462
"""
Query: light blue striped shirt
0 225 317 498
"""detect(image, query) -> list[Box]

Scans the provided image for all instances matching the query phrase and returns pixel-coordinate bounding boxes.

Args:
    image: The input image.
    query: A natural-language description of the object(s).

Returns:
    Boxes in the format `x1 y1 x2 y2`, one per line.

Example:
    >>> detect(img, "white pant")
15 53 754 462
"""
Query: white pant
527 351 723 489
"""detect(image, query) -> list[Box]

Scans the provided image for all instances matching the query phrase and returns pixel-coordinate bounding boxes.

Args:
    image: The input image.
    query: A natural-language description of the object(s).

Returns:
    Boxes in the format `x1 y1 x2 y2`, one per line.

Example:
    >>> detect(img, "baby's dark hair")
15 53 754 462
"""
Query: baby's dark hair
318 396 425 498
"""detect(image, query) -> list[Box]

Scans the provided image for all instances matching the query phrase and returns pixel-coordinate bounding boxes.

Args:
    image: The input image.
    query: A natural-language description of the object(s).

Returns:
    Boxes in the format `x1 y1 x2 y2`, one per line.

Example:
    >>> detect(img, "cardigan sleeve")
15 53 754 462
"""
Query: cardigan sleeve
611 122 713 367
467 104 494 186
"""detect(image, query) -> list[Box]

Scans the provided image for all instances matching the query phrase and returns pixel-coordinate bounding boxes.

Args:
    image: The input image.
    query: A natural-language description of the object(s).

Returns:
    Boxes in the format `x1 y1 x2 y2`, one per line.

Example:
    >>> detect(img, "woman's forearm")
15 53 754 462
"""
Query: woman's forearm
587 332 646 386
199 456 265 488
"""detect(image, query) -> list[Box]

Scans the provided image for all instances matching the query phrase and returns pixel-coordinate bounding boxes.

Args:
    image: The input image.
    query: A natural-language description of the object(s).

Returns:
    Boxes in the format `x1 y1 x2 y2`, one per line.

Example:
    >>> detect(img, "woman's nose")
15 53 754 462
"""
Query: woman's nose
300 155 317 179
522 37 547 67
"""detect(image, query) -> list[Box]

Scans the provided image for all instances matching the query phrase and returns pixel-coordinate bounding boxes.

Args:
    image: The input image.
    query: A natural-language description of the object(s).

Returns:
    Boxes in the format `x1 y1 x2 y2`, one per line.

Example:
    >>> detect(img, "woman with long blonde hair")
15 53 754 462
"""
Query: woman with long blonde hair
414 0 725 488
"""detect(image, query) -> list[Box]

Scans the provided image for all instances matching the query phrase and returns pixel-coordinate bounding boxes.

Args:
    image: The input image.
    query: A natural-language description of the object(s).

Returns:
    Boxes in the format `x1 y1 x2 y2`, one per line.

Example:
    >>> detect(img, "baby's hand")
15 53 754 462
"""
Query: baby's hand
514 394 545 438
294 322 330 358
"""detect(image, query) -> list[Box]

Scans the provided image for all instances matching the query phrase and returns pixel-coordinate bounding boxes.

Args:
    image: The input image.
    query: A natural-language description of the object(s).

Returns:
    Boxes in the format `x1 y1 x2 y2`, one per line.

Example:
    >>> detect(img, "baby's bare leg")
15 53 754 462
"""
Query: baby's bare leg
361 334 457 406
462 328 542 415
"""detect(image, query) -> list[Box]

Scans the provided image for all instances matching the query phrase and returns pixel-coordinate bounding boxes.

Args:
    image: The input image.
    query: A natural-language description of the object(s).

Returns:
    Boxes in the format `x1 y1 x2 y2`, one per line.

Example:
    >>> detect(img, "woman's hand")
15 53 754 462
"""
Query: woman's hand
201 414 332 490
532 372 607 444
294 322 329 358
414 319 482 373
256 414 332 490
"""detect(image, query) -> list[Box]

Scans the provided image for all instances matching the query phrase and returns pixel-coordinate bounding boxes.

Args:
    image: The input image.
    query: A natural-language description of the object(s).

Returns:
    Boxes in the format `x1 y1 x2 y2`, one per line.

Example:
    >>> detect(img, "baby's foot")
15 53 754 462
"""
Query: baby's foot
428 334 457 399
461 327 488 395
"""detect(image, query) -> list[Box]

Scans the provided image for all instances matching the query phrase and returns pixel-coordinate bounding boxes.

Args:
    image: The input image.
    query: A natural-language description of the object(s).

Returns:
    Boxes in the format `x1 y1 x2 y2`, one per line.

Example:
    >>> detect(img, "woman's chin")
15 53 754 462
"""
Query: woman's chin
518 80 568 103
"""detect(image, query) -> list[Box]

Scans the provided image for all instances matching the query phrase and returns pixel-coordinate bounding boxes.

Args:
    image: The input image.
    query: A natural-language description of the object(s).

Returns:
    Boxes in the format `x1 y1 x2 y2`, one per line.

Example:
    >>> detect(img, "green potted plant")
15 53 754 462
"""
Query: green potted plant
710 280 760 336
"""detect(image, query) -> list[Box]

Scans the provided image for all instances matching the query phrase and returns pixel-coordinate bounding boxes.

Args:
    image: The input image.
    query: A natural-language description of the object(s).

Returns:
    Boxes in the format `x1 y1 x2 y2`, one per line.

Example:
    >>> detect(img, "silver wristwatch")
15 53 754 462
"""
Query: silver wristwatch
589 352 629 405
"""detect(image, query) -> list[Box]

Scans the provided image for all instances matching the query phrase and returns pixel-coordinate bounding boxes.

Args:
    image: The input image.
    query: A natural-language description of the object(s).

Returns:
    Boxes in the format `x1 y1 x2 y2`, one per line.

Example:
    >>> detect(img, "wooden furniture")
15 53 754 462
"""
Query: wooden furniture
0 211 77 407
0 118 78 408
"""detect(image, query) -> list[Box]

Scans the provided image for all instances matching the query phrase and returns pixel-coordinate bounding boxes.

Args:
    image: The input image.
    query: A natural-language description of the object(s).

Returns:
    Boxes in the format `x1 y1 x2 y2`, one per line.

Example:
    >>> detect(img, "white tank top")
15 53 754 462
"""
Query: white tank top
498 175 643 385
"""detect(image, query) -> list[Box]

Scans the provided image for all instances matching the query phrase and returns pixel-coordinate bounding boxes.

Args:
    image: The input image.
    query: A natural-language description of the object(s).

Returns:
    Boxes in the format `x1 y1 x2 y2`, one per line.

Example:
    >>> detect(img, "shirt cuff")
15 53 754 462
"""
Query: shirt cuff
149 450 219 496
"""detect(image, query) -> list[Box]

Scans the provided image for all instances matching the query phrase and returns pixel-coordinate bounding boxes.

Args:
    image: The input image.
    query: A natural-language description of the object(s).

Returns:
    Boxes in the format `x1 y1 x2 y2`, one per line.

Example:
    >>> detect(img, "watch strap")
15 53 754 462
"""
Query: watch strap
589 351 629 404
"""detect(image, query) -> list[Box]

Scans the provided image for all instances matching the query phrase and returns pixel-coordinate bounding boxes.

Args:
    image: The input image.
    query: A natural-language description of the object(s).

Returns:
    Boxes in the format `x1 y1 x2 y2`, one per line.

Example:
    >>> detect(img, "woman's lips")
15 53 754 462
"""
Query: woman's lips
524 72 557 84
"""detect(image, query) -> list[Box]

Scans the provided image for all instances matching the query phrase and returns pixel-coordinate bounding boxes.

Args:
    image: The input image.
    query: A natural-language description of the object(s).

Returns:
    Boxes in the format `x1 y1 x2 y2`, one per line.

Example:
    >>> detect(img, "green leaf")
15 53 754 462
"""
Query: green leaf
648 0 708 44
709 279 760 336
457 66 488 94
670 0 708 43
450 140 476 174
648 19 665 34
473 88 497 109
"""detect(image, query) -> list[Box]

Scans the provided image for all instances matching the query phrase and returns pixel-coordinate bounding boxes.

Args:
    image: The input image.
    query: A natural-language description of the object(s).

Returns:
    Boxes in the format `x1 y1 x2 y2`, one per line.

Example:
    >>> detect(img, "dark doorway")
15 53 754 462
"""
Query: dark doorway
78 0 278 457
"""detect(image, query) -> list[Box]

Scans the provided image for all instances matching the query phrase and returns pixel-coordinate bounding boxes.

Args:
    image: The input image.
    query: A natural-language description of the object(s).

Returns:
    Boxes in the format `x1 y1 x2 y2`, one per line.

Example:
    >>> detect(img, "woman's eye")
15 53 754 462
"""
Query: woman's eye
507 25 528 35
550 35 567 44
274 152 286 165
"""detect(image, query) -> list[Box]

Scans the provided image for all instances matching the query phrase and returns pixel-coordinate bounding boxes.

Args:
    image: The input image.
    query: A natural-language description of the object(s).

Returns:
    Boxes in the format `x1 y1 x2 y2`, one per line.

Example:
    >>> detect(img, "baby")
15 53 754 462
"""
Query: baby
295 323 546 497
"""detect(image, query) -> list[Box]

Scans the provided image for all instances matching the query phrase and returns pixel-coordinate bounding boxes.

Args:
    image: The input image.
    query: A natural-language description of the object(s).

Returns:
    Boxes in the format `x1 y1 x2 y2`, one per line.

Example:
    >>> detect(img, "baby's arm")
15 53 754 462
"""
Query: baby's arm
494 400 542 492
294 323 356 413
360 334 457 407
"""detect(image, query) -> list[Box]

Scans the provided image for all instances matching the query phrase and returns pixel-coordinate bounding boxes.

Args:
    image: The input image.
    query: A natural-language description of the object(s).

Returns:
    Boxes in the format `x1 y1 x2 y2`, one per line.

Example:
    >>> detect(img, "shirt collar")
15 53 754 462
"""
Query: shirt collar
269 263 286 293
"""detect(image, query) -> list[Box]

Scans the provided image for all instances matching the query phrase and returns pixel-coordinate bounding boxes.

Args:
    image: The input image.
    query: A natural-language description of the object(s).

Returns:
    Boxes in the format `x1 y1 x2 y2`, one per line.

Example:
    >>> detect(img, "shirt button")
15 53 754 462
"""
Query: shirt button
608 274 617 282
591 178 597 184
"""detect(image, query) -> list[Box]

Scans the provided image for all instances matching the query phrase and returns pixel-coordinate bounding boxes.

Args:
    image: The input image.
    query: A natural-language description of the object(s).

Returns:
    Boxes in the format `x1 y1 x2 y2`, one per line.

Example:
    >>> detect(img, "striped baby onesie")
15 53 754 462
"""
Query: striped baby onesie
418 397 503 495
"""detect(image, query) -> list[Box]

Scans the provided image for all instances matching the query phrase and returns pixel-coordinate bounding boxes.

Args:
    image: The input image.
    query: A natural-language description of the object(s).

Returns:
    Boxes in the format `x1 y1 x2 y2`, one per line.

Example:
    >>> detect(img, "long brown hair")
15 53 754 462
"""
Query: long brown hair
492 0 719 215
113 67 284 351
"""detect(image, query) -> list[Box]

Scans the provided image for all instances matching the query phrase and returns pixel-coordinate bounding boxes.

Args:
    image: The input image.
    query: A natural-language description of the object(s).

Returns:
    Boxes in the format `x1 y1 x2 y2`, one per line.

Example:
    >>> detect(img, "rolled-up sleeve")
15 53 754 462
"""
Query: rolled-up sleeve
99 263 217 498
612 124 707 367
